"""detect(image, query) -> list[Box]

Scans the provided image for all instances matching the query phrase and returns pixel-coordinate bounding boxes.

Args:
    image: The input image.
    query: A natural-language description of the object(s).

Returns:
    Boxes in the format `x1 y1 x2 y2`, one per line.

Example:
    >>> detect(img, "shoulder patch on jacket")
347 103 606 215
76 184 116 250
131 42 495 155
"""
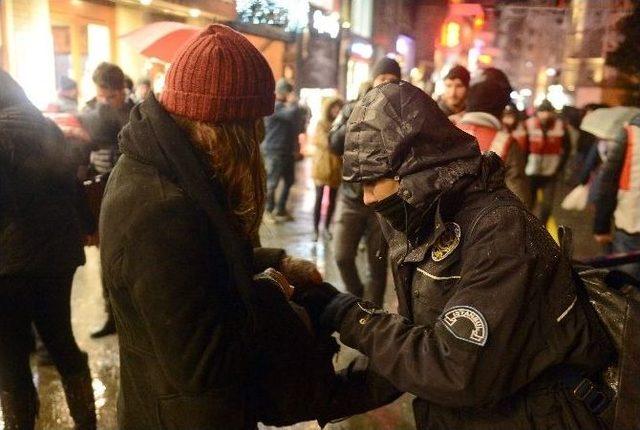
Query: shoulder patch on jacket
441 305 488 346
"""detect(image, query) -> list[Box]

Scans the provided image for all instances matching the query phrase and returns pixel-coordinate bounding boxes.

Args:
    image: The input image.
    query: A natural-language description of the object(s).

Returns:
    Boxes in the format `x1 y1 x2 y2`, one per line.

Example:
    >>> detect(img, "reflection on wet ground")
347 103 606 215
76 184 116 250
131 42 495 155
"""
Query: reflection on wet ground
2 161 599 430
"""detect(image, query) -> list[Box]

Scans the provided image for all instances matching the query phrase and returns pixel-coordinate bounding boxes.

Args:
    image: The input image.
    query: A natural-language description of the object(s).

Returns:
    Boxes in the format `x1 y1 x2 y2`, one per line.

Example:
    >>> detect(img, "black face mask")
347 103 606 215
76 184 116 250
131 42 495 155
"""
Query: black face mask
371 193 431 238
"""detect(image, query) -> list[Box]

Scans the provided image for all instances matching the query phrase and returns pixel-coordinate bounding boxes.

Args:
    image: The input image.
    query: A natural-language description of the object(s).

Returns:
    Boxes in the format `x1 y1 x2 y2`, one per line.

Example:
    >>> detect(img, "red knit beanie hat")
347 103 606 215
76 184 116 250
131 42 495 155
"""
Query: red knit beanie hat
160 24 275 123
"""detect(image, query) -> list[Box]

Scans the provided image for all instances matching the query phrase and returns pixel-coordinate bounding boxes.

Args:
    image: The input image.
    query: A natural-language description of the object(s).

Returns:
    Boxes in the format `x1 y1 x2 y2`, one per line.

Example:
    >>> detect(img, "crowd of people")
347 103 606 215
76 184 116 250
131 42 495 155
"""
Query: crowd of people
1 22 638 430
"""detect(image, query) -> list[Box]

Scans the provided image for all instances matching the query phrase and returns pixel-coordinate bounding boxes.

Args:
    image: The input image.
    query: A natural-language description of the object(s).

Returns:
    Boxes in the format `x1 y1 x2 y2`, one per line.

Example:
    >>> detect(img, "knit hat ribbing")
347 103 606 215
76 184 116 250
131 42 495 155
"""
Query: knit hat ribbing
160 24 275 123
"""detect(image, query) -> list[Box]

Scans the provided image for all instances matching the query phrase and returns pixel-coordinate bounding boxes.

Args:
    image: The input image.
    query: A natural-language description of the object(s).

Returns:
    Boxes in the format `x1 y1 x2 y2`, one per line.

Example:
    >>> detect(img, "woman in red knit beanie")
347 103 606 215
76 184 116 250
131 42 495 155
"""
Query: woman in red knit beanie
98 24 336 429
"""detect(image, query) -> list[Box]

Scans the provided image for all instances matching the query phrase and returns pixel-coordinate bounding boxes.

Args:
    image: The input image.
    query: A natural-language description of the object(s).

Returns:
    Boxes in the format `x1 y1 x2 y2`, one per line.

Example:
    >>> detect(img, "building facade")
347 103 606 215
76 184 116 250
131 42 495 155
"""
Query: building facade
494 0 636 109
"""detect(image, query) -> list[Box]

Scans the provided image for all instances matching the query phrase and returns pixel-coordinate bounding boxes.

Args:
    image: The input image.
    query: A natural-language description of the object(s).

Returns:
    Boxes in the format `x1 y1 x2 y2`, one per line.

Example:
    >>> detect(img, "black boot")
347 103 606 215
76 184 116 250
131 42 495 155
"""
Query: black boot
0 389 38 430
61 367 96 430
90 316 115 339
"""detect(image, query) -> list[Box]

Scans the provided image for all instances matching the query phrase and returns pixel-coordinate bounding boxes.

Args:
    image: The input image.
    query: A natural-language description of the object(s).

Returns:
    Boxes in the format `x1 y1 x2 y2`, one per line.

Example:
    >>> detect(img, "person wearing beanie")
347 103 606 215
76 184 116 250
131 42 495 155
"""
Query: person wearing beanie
290 81 614 430
99 24 337 428
262 77 306 223
456 68 531 207
502 103 528 152
524 98 570 224
438 64 470 119
371 57 402 87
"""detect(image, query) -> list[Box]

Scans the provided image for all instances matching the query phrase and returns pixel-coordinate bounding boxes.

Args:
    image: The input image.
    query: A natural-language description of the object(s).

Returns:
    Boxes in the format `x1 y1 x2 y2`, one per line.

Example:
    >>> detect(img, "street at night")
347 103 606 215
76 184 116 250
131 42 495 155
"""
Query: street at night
1 0 639 429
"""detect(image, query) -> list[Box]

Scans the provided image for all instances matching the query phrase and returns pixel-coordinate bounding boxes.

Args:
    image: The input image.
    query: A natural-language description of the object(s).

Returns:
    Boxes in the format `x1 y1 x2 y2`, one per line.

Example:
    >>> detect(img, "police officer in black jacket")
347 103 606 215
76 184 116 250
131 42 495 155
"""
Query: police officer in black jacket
293 81 615 429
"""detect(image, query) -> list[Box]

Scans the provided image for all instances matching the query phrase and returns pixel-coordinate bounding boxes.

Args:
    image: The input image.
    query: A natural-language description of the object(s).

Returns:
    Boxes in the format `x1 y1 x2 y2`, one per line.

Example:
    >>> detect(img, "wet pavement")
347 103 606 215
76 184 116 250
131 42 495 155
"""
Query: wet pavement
5 160 603 430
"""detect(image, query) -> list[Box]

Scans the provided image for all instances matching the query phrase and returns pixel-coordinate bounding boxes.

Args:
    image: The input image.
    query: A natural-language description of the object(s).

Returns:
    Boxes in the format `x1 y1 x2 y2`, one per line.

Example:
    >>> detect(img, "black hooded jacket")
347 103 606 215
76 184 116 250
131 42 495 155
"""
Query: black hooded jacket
326 82 613 429
0 71 85 276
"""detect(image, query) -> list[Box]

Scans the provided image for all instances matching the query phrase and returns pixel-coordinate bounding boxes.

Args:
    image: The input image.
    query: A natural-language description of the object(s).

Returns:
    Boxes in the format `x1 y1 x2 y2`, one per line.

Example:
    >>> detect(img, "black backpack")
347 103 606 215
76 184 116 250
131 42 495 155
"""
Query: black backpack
559 226 640 429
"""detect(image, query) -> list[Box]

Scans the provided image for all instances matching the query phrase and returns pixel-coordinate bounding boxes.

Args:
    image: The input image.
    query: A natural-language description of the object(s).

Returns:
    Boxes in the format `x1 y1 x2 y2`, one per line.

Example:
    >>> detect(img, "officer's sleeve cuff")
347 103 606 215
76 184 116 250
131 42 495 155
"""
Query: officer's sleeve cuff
320 293 359 332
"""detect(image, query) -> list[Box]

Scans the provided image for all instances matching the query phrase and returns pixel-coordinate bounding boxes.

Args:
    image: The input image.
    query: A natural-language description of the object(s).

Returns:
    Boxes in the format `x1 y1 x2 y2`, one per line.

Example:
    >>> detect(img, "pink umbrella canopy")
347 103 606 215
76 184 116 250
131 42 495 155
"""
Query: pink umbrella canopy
120 21 202 63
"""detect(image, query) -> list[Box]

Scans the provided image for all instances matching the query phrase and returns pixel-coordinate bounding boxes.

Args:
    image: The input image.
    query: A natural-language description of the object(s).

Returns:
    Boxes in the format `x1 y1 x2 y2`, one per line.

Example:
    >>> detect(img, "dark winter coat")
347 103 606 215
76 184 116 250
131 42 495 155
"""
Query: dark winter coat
0 71 85 276
100 94 335 429
261 100 303 158
329 81 614 429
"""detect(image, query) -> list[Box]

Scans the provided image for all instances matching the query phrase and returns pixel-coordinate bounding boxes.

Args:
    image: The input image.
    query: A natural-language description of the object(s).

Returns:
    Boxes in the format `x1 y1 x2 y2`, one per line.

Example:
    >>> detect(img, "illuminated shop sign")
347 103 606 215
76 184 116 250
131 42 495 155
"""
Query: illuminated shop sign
351 42 373 59
312 9 340 38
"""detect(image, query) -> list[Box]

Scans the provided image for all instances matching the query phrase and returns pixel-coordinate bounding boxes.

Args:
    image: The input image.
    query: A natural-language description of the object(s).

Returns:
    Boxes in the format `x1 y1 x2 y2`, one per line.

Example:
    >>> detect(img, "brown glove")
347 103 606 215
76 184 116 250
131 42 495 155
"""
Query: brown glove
279 256 322 289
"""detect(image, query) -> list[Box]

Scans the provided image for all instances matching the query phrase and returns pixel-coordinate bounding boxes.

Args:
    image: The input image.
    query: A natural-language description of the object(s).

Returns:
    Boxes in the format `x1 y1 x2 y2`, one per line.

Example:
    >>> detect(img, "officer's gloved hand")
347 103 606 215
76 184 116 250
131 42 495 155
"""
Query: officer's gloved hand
292 283 357 335
89 149 113 174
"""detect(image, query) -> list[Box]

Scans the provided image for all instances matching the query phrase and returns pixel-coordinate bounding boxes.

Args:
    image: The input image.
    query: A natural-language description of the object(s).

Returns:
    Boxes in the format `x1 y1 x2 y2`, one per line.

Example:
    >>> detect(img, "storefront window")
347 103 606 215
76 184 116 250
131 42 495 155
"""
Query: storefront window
80 23 111 103
350 0 372 38
52 26 72 90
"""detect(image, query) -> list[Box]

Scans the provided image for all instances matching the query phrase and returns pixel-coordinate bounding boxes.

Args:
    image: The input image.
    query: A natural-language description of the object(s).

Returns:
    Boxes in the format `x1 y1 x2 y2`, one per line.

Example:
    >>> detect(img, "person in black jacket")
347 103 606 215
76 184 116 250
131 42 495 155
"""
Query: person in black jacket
100 25 336 429
0 70 96 430
262 78 305 222
293 81 614 429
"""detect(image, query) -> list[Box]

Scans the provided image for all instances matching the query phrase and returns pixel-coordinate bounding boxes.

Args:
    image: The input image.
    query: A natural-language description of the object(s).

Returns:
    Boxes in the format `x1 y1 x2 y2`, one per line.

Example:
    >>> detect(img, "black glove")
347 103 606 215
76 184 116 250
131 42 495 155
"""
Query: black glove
292 283 357 334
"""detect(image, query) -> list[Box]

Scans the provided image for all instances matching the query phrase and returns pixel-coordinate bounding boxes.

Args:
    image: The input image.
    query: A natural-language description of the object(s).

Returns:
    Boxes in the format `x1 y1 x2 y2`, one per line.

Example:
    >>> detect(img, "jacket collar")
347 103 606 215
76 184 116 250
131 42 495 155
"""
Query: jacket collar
384 152 505 265
459 111 502 130
402 201 447 263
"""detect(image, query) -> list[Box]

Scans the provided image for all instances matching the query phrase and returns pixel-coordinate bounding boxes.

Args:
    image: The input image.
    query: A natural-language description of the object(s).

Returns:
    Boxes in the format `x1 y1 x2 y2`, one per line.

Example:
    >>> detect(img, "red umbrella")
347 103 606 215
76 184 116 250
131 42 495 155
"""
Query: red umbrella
120 21 202 63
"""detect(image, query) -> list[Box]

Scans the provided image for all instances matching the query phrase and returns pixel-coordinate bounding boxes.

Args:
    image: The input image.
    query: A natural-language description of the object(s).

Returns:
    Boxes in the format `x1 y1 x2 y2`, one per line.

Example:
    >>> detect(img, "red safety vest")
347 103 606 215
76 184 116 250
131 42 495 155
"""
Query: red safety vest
524 116 565 176
510 123 528 153
615 124 640 234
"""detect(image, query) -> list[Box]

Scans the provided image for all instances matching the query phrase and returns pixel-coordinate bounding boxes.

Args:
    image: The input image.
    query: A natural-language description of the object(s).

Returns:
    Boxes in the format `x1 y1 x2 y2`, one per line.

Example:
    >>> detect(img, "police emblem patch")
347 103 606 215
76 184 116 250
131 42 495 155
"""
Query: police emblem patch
431 222 461 262
441 305 488 346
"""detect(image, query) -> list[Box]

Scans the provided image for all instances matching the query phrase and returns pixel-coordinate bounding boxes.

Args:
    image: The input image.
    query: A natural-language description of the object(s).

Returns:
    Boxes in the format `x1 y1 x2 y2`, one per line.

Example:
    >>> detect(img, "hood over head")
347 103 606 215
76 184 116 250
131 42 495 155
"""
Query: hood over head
343 80 482 209
320 96 343 123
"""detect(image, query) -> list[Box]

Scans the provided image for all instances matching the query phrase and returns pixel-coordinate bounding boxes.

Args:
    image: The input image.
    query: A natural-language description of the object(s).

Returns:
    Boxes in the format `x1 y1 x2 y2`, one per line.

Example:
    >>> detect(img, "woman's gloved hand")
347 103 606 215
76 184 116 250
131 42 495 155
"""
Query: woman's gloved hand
279 256 322 288
255 267 294 299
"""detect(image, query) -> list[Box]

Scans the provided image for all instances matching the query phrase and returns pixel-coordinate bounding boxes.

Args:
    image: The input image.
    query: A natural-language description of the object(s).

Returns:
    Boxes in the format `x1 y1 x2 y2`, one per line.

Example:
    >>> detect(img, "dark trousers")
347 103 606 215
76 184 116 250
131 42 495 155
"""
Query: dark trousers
0 273 89 396
313 185 338 233
529 175 557 225
613 230 640 281
265 155 295 214
333 195 388 307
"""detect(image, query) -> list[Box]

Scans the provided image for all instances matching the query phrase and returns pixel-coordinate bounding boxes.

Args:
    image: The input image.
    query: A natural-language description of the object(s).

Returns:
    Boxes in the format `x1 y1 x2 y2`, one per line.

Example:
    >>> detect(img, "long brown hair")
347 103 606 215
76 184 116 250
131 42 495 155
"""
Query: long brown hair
173 116 266 238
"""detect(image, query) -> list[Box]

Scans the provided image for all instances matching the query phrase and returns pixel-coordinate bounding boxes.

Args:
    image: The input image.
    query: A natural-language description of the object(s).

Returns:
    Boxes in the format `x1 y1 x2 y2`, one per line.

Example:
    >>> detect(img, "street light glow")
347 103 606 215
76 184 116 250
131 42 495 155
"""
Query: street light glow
139 0 152 5
189 8 201 18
